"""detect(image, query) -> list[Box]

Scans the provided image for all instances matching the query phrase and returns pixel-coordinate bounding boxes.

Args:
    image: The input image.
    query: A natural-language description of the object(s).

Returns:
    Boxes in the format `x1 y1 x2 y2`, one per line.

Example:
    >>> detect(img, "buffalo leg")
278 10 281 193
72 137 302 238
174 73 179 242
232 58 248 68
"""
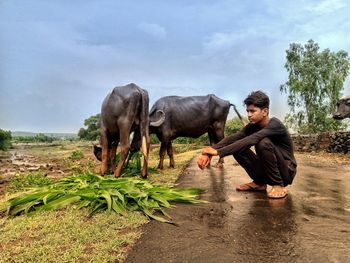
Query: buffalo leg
100 129 109 176
114 129 130 178
108 139 119 174
167 141 175 168
158 141 168 169
140 134 150 178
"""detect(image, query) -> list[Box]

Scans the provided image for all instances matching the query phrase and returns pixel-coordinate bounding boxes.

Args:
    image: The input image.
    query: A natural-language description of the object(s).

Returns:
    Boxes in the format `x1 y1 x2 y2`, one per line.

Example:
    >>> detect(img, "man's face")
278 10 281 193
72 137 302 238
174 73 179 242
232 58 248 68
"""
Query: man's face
246 104 268 124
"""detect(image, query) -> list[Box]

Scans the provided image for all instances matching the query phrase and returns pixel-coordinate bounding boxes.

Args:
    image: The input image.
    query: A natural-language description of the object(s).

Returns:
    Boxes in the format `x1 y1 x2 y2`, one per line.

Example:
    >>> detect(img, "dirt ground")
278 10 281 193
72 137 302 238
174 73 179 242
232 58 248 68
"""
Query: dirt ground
0 142 100 195
125 152 350 263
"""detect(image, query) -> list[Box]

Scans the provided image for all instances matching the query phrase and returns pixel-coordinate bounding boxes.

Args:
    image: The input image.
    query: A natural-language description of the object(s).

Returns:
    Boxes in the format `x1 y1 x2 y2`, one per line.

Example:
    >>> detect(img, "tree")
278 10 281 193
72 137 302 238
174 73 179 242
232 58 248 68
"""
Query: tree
34 133 54 143
225 117 247 136
78 114 101 141
0 129 12 150
280 39 350 133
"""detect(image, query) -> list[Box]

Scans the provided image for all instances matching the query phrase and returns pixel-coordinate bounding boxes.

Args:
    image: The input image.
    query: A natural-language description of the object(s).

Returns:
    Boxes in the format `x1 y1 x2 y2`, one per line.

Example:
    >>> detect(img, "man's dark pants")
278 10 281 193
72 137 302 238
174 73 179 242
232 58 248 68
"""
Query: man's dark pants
233 137 292 186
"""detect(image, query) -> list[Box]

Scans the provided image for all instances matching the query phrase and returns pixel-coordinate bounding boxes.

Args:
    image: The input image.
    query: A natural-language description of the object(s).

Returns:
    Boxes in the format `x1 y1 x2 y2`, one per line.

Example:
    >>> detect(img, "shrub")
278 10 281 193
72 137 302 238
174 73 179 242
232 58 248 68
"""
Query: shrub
225 117 246 136
70 150 84 160
0 129 12 150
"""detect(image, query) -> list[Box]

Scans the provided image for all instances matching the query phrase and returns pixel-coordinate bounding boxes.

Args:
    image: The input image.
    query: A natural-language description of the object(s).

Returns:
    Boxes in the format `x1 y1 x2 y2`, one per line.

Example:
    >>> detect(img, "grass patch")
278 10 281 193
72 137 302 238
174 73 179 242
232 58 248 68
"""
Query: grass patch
69 150 84 160
148 149 200 186
0 144 200 262
7 173 53 193
0 208 147 263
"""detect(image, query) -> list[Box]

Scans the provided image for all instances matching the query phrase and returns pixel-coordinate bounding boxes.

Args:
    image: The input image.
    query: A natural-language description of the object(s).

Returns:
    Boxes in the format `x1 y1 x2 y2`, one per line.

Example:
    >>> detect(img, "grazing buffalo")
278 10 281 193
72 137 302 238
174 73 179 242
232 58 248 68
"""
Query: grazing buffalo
94 83 152 178
333 96 350 120
149 94 236 169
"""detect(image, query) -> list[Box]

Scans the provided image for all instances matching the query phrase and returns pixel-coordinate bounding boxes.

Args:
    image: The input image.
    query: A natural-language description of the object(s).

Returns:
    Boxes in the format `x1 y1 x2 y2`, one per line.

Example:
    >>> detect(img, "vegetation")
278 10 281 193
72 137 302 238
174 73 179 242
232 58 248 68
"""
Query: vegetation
280 39 350 133
0 208 147 262
78 114 101 141
2 174 204 223
13 133 55 143
0 142 200 262
7 173 53 193
11 131 77 140
69 150 84 160
0 129 12 150
225 117 246 136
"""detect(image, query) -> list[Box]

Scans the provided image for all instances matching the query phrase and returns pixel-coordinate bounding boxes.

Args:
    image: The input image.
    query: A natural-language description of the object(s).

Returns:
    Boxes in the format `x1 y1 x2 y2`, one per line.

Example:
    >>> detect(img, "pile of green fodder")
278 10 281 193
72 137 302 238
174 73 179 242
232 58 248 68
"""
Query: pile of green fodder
1 173 205 223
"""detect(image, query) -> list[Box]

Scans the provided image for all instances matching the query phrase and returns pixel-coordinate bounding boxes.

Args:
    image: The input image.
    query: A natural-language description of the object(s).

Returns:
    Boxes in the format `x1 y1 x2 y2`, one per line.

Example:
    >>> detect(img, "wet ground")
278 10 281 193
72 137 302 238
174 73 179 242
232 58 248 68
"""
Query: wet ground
0 143 98 195
125 153 350 263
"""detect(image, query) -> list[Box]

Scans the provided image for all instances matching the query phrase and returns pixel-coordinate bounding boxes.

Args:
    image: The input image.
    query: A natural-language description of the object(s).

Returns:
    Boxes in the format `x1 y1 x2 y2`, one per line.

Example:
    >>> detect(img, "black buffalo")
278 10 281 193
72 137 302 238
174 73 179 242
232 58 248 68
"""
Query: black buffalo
94 83 153 178
333 96 350 120
149 94 236 169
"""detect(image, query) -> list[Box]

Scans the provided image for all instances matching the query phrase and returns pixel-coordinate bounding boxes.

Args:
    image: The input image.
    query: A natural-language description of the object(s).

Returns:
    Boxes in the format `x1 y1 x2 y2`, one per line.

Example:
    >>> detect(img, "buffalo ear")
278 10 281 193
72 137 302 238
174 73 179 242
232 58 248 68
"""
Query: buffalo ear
93 145 102 161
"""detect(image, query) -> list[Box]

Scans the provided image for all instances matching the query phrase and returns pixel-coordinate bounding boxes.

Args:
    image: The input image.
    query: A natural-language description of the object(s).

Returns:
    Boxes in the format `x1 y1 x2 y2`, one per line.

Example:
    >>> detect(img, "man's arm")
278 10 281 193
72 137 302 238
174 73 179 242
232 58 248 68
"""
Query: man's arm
197 128 246 170
216 122 286 158
212 128 246 150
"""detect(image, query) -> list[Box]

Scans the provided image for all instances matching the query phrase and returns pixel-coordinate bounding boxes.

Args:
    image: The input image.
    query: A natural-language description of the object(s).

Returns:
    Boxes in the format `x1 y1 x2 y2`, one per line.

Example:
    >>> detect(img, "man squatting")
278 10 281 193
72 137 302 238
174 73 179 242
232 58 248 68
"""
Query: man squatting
197 91 297 198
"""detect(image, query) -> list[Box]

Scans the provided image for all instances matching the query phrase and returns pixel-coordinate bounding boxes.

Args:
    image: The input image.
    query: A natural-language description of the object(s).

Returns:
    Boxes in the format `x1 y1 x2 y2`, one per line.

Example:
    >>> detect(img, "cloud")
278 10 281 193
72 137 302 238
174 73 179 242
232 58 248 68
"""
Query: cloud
203 32 242 51
138 22 167 40
1 0 350 132
306 0 347 14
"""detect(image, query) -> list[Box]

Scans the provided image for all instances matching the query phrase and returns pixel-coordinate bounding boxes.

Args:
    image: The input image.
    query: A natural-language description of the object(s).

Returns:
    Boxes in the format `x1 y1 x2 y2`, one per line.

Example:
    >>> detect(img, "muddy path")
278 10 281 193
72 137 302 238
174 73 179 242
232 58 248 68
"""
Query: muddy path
125 153 350 263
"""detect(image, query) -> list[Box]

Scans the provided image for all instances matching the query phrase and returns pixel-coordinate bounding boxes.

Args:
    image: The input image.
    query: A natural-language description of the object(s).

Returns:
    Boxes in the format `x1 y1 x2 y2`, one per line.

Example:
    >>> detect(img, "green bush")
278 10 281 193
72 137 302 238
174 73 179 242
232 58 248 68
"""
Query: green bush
0 129 12 150
34 133 54 142
12 134 55 143
225 117 246 136
78 114 101 141
150 134 160 144
70 150 84 160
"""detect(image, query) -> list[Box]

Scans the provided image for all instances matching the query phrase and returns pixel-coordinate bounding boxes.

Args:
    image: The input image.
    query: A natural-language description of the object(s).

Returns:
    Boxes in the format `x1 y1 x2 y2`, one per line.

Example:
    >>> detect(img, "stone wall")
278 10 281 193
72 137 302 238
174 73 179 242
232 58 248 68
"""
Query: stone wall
291 132 350 154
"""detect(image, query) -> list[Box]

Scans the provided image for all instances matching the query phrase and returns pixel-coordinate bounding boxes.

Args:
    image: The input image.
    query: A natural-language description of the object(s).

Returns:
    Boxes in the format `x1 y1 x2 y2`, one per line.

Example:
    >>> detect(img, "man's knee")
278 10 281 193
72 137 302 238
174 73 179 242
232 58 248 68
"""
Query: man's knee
232 151 248 160
256 138 275 154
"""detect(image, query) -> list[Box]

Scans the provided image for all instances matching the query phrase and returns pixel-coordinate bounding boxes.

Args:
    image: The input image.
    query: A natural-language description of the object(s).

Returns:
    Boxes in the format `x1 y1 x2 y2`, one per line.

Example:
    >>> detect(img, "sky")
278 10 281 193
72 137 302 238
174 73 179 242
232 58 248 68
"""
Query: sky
1 0 350 133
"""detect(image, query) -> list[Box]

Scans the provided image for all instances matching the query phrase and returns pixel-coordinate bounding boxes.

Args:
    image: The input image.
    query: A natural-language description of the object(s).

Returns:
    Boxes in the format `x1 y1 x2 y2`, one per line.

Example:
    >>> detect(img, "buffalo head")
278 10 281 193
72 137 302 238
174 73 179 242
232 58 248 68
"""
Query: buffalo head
333 96 350 120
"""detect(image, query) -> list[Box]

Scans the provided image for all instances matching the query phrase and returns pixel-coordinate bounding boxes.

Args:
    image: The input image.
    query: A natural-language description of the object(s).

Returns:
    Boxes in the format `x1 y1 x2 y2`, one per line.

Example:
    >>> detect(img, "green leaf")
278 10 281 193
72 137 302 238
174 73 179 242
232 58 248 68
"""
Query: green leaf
108 189 125 205
100 190 112 212
142 208 173 224
9 191 48 207
40 195 81 211
2 174 206 223
111 198 126 215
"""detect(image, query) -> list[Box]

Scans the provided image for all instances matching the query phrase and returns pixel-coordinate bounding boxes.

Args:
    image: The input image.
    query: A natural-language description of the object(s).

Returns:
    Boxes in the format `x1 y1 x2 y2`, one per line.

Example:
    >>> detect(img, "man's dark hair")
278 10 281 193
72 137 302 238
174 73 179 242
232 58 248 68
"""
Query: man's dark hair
243 91 270 109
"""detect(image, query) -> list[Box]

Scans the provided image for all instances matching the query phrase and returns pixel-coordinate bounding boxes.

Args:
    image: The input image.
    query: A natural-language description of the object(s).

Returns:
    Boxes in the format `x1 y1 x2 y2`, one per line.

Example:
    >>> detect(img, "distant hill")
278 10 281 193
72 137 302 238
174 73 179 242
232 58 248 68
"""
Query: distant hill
12 131 78 139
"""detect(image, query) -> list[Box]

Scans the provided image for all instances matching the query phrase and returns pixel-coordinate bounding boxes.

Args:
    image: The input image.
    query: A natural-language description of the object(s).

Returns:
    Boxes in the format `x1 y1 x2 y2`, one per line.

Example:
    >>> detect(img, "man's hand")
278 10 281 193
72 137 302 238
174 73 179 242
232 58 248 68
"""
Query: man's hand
197 154 212 170
201 147 218 156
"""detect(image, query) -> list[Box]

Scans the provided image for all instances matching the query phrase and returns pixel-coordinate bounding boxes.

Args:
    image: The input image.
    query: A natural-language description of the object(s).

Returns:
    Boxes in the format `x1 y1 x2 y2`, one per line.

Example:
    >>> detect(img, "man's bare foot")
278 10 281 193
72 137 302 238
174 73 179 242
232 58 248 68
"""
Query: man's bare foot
236 181 267 191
